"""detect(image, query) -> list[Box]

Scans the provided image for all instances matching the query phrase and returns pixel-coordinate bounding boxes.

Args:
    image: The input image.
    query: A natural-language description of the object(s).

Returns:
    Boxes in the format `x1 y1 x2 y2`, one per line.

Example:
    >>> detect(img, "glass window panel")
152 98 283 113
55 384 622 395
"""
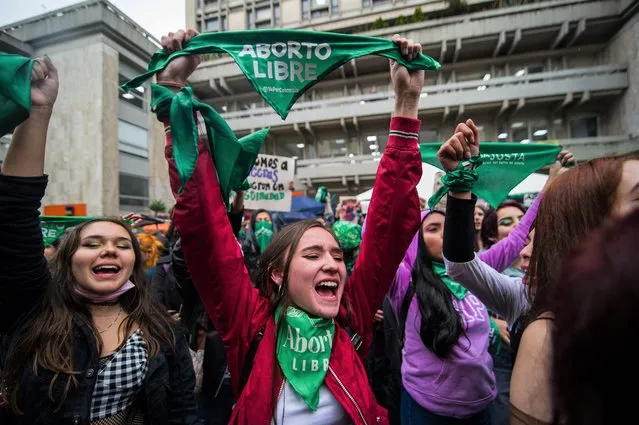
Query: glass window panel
511 121 529 143
552 117 567 139
331 0 339 12
119 120 148 158
118 74 145 109
119 173 149 208
570 117 598 138
256 6 271 20
274 5 280 24
205 18 219 31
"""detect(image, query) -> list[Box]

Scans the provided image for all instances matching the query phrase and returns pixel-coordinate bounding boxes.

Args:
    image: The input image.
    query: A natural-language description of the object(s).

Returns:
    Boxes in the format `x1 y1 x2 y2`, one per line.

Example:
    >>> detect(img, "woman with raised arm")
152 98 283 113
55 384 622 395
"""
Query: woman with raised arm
0 57 201 424
441 123 639 424
156 29 424 425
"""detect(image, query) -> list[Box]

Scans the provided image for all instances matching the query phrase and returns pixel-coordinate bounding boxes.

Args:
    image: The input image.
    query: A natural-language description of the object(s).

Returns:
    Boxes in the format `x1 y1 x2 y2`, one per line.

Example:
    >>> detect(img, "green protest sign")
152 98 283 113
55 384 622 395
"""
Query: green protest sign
40 216 94 246
0 52 34 137
121 30 441 120
420 143 561 208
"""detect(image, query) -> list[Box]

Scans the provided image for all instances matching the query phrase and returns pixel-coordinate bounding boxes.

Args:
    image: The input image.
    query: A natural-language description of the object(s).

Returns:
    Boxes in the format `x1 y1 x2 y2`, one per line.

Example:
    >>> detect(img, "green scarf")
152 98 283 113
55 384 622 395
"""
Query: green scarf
432 261 467 300
121 30 440 120
275 306 335 411
0 53 34 137
40 216 94 246
151 84 267 206
421 143 561 208
254 220 273 252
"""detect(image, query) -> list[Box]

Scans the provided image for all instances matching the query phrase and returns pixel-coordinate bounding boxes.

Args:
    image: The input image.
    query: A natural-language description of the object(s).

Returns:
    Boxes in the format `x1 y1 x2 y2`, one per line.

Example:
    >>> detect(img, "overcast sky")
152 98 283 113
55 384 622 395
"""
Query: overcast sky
0 0 186 40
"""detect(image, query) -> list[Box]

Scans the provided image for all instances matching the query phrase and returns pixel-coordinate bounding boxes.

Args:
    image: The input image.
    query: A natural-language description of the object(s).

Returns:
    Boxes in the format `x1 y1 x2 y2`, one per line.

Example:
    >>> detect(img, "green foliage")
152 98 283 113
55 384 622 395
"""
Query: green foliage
412 7 426 22
371 17 388 30
149 199 167 216
395 15 408 26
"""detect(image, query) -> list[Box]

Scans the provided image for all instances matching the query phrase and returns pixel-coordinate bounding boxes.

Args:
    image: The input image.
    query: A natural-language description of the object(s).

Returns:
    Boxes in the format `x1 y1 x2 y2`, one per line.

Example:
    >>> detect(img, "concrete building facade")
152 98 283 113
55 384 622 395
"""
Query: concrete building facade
0 0 172 215
185 0 639 195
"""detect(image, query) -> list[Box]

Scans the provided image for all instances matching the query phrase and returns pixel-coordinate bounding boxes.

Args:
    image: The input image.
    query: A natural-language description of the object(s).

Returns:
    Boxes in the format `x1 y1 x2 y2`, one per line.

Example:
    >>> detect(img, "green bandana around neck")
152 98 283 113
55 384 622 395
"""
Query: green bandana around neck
0 53 34 137
121 31 441 120
421 143 562 208
275 306 335 411
151 84 267 206
254 220 273 252
40 216 94 246
432 261 468 300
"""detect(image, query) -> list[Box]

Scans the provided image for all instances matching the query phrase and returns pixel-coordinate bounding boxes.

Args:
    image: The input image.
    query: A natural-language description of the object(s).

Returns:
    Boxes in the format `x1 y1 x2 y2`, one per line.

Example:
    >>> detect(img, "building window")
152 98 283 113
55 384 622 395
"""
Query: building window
119 173 149 208
119 120 148 158
302 0 336 20
247 4 279 28
204 0 217 5
118 74 145 110
205 16 225 31
570 116 598 138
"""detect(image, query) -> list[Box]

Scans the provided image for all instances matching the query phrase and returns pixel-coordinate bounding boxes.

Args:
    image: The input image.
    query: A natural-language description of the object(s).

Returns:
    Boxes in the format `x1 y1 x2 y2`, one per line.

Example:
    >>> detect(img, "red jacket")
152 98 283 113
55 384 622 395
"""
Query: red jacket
163 115 422 425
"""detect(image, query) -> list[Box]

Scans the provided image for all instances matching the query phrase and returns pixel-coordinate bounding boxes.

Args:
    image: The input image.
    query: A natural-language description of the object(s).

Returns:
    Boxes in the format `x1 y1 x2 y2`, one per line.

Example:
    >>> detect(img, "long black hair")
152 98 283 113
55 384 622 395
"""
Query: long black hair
412 212 463 358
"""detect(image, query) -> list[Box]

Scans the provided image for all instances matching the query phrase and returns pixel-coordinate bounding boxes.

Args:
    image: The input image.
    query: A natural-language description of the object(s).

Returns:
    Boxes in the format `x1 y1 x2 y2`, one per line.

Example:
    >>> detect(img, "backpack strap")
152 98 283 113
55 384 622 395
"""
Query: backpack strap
398 282 416 345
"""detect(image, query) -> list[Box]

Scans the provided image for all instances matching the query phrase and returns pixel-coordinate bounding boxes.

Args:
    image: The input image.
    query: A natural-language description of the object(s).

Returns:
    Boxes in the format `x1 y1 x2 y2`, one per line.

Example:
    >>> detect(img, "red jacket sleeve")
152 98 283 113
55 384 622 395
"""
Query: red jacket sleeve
342 117 422 356
162 117 270 395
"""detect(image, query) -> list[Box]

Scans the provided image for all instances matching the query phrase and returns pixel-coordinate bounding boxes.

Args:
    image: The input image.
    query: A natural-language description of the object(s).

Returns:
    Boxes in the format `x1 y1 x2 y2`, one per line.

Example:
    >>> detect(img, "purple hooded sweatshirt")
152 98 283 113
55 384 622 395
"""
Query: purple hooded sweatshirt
387 194 541 418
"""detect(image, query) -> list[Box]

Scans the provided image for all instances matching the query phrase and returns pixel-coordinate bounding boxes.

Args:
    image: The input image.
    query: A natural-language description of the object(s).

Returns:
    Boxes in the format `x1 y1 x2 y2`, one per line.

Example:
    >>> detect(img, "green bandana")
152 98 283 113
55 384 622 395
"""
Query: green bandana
332 220 362 274
40 216 94 246
315 186 328 203
428 156 482 211
275 306 335 411
421 143 562 208
432 261 467 300
0 53 34 137
254 220 274 252
121 30 441 119
488 315 503 355
151 84 267 205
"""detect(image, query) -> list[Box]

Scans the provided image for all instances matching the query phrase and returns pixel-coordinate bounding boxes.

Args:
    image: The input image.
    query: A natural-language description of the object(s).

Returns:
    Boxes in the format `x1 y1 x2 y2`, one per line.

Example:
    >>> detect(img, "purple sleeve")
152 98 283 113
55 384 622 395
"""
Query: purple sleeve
478 193 543 272
388 210 428 316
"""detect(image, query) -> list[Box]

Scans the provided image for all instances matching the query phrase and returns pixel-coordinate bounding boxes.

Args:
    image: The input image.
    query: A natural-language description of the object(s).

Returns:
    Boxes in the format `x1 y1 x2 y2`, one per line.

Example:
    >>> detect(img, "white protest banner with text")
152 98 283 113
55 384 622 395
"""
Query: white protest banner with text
244 154 295 212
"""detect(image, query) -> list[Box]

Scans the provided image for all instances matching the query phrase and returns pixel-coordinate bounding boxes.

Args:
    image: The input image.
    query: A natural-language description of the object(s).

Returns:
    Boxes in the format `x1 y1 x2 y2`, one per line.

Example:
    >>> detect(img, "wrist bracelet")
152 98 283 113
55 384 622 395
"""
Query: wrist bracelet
157 80 186 89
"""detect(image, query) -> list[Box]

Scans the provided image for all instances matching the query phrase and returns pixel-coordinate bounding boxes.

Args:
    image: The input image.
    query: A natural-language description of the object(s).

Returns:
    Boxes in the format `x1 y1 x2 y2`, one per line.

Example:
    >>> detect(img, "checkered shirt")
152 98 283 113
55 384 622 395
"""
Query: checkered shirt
89 330 149 421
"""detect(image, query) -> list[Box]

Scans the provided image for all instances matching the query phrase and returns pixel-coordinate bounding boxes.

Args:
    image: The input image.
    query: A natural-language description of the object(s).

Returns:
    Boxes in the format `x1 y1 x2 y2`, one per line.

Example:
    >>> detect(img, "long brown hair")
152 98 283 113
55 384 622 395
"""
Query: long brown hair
255 219 353 327
2 218 177 414
551 208 639 425
526 155 633 322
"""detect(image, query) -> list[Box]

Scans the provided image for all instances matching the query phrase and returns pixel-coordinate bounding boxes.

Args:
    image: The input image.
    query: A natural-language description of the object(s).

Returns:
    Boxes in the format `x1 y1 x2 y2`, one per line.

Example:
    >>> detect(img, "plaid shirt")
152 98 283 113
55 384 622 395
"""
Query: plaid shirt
90 330 149 421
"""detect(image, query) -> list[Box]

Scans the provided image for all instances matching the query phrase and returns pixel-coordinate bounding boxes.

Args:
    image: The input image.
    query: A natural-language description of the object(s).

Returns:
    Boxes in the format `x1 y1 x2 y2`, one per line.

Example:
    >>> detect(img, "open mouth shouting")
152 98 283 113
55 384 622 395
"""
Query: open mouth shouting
91 263 122 280
314 280 340 303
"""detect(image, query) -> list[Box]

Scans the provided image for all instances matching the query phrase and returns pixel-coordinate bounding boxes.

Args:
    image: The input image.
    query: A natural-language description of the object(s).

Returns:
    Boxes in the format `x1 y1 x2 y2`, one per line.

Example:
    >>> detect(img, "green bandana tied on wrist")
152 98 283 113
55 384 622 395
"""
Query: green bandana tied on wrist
151 84 267 206
0 53 34 137
254 220 274 252
422 143 562 208
121 30 440 120
428 156 482 211
275 306 335 411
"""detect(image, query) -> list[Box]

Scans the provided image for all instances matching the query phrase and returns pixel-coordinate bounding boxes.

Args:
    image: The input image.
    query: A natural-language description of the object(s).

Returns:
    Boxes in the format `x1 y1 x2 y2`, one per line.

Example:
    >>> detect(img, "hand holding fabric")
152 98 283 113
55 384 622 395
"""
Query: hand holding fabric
30 56 59 110
157 29 201 86
390 34 425 118
437 119 481 172
547 149 576 184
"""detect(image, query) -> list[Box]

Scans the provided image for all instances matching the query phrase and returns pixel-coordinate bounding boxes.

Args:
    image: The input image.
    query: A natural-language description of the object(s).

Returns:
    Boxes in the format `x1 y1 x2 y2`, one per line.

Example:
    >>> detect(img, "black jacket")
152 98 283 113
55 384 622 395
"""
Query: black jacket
0 175 202 425
239 208 272 284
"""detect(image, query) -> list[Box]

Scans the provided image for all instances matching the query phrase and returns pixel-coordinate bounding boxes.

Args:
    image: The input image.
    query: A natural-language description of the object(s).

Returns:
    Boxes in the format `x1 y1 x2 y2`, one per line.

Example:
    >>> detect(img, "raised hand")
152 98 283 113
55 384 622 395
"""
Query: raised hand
157 29 201 86
547 149 576 183
30 56 59 110
437 119 480 172
390 34 425 118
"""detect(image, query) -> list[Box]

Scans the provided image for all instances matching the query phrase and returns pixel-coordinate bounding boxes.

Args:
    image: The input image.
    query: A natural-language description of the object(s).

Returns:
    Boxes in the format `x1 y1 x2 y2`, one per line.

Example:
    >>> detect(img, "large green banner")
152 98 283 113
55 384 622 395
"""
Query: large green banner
420 143 561 208
121 30 440 120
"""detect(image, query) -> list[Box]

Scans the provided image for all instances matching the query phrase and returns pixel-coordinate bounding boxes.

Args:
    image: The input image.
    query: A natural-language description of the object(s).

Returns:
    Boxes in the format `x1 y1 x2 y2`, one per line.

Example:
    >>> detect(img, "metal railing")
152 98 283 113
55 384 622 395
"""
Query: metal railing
221 65 628 121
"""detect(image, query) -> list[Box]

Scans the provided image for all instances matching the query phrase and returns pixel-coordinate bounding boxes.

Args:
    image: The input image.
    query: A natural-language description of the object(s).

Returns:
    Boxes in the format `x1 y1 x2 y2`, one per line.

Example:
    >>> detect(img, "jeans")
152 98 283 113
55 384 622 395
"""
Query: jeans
488 346 513 425
401 387 491 425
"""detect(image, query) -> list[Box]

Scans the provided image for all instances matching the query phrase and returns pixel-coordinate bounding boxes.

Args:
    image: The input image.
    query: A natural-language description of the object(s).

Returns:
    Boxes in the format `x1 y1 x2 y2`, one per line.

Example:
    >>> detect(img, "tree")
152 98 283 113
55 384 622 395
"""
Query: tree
149 199 167 217
395 15 408 26
371 17 388 30
412 7 426 22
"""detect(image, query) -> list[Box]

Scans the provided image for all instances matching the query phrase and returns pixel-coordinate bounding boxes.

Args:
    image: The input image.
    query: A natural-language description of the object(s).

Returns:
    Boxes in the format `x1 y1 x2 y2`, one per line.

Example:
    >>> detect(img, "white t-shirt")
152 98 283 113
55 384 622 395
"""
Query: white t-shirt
274 381 351 425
